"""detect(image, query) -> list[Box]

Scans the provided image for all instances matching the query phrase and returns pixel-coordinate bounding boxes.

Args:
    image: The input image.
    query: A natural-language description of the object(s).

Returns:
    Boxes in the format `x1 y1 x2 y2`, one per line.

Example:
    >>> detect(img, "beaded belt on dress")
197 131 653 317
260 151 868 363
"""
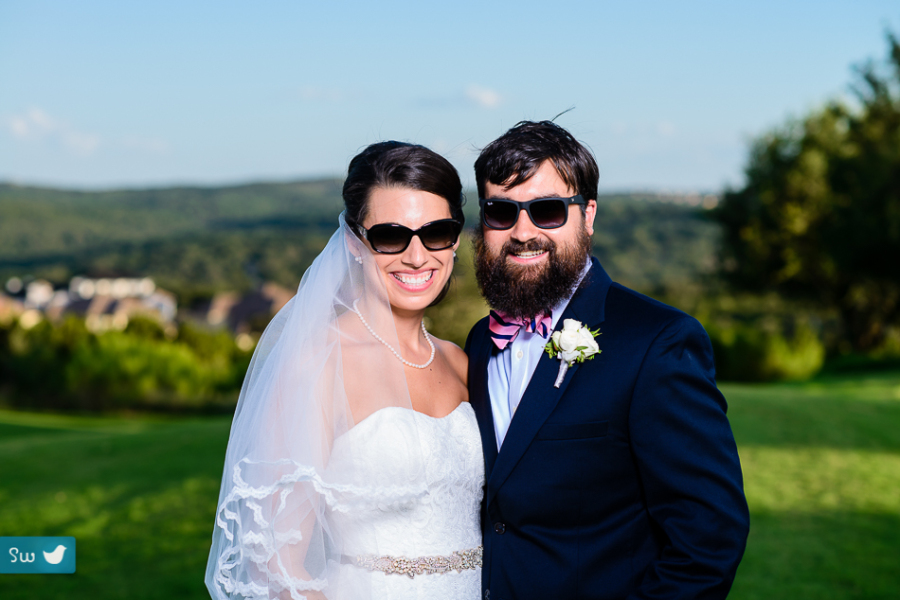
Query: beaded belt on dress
343 545 482 578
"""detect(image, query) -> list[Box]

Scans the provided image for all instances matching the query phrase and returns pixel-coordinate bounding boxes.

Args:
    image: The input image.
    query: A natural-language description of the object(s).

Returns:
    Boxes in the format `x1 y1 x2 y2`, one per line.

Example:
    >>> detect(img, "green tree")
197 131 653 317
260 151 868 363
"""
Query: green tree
715 33 900 351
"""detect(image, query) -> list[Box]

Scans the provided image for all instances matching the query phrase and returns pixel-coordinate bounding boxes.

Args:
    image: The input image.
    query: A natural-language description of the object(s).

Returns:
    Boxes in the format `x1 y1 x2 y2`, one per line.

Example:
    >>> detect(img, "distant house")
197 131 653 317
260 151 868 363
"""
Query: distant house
2 278 65 329
0 292 25 323
3 275 177 332
24 279 55 308
4 275 293 335
63 277 177 332
204 282 294 333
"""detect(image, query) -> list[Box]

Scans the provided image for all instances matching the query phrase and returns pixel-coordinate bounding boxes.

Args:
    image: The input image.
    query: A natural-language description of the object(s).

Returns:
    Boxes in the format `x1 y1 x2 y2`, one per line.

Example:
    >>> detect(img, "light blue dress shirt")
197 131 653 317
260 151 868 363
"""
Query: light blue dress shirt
487 260 592 448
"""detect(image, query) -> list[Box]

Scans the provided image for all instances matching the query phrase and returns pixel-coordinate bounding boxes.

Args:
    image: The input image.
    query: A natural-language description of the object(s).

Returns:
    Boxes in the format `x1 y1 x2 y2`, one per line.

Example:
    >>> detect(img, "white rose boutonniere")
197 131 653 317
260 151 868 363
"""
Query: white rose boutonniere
544 319 601 388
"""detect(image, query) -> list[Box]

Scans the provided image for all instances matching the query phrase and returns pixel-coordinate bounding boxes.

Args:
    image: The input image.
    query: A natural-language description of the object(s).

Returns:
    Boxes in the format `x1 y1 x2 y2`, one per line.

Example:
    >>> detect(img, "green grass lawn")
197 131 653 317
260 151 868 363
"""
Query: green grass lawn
1 372 899 599
725 372 900 600
0 412 231 598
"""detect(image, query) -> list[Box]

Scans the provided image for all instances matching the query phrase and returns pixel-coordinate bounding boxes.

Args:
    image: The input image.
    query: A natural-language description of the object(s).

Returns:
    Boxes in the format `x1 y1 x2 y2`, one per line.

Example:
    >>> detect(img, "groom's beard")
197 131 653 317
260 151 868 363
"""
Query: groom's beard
474 225 592 320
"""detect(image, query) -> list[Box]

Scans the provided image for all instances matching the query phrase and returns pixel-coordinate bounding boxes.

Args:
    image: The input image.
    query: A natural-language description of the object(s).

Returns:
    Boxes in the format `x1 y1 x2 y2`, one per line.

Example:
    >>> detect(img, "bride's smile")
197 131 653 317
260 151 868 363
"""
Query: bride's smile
390 268 435 290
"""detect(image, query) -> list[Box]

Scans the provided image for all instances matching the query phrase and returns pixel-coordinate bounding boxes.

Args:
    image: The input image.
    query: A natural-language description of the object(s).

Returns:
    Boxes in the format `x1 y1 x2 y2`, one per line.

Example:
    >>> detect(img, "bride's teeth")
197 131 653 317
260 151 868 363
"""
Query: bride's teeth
393 271 434 285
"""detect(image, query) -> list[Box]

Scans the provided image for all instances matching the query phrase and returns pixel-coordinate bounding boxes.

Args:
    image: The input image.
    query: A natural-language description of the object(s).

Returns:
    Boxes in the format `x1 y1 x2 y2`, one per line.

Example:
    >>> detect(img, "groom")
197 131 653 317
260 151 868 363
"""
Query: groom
465 121 749 600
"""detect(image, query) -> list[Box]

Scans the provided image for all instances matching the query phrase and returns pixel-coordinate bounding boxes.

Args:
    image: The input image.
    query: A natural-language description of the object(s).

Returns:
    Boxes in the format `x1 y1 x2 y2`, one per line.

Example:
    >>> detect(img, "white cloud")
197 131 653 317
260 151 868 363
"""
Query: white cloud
656 121 677 137
8 108 56 139
3 107 100 156
62 130 101 155
415 85 505 110
465 84 502 109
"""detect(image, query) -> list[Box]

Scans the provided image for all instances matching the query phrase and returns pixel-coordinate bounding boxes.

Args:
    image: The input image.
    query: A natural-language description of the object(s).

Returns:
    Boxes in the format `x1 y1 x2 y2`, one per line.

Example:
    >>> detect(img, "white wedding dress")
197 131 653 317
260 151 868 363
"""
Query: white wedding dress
206 215 485 600
325 402 485 600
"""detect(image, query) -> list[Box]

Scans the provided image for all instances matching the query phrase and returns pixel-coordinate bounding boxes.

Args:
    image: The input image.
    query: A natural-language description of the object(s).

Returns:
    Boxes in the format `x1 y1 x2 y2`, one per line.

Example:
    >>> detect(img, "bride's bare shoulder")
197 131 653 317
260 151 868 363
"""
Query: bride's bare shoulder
433 337 468 387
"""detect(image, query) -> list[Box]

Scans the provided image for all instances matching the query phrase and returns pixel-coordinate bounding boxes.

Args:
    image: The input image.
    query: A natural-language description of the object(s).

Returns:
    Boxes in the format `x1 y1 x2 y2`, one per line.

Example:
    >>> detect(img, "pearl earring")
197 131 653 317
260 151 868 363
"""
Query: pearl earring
355 255 363 264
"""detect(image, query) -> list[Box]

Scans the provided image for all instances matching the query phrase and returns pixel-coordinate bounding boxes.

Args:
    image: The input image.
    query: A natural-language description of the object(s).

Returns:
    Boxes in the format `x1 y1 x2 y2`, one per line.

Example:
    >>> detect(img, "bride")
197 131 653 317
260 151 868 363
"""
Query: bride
205 142 485 599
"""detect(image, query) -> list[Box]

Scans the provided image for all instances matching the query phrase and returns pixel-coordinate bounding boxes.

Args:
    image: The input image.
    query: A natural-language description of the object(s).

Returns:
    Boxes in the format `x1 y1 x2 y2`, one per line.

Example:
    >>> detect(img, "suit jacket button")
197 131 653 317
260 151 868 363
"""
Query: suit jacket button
493 522 506 534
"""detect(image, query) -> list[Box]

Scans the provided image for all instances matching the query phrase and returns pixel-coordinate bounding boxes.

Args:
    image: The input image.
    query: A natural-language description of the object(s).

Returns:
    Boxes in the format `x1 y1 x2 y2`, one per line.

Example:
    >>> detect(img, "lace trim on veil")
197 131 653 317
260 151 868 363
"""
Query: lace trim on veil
212 458 429 597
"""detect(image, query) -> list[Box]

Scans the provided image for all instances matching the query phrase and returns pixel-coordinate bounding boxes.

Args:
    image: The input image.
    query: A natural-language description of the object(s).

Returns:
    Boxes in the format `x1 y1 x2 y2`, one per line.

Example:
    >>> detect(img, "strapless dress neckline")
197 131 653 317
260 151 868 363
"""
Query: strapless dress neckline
324 399 484 600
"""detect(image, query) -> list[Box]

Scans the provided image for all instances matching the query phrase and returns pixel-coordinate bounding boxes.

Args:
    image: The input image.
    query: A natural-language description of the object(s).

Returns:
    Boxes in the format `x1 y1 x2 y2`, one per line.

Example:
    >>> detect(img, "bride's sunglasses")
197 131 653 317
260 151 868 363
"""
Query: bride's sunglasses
358 218 462 254
479 195 586 230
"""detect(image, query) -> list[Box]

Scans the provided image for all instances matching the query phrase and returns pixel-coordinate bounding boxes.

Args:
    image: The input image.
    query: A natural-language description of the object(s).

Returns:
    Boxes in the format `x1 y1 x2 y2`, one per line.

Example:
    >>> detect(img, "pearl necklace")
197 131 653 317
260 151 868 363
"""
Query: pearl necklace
352 300 435 369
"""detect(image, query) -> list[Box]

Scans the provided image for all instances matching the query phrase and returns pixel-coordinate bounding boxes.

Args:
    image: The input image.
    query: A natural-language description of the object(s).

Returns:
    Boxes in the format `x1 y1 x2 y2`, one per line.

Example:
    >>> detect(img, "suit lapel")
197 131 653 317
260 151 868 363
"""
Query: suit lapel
486 259 612 504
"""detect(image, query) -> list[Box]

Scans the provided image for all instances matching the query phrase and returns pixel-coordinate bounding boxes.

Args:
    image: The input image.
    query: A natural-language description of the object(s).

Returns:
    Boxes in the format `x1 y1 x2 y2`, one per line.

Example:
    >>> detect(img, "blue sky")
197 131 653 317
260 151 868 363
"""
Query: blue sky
1 1 897 191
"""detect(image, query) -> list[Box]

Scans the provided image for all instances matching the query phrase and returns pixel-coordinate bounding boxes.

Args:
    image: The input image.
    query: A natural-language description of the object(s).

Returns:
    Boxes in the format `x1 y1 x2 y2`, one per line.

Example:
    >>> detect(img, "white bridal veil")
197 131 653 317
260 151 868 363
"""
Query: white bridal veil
206 213 428 600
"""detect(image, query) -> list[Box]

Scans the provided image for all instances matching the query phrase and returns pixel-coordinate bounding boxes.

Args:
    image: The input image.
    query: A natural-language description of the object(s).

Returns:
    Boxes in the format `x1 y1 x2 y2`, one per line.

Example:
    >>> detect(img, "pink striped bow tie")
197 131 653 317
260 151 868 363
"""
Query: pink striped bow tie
488 310 552 350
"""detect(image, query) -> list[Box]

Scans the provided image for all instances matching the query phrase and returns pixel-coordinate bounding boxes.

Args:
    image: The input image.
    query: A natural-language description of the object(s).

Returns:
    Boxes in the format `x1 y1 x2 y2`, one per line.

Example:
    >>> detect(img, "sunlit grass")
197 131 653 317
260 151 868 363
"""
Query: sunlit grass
723 371 900 600
0 413 230 598
742 446 900 513
0 372 898 598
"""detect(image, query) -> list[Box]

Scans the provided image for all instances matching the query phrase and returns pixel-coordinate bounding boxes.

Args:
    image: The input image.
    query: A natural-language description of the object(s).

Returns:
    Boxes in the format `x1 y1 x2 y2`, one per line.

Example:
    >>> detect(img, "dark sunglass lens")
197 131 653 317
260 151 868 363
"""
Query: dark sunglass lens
368 226 411 253
483 201 518 229
420 222 459 250
529 199 568 228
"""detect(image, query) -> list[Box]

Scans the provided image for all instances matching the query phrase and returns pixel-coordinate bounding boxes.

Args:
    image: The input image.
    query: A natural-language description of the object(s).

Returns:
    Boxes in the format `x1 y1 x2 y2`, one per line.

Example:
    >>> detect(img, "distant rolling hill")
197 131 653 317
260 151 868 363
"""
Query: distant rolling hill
0 180 720 303
0 179 345 259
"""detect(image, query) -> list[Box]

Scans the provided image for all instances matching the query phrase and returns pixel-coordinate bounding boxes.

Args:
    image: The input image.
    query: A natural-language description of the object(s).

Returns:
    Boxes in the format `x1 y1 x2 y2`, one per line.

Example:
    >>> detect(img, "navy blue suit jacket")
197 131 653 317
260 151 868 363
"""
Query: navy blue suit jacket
465 259 749 600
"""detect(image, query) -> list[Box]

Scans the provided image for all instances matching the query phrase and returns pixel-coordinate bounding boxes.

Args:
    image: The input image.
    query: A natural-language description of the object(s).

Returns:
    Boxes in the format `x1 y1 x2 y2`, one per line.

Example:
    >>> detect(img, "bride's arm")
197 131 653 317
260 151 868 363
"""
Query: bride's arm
208 339 342 600
264 353 340 600
266 506 327 600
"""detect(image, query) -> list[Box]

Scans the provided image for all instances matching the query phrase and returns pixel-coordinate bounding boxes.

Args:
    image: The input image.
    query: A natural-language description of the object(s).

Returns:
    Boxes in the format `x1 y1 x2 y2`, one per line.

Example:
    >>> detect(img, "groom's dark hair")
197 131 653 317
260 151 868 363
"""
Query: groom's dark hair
474 120 599 207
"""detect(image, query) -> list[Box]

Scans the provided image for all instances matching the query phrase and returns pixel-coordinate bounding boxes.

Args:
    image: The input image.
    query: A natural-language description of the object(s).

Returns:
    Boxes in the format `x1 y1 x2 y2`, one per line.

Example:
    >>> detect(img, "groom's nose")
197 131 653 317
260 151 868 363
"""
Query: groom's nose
509 207 540 242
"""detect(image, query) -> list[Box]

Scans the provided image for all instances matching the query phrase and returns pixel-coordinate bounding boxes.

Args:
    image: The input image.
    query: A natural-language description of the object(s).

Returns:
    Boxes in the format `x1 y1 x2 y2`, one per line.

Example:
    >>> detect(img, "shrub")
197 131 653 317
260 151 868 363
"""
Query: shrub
64 332 233 409
0 315 253 412
124 315 169 340
708 319 825 382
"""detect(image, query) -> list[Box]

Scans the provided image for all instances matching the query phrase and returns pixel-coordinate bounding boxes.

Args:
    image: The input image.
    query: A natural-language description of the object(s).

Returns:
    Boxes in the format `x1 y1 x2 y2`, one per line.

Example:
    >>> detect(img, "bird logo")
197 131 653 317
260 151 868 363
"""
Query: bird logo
43 545 67 565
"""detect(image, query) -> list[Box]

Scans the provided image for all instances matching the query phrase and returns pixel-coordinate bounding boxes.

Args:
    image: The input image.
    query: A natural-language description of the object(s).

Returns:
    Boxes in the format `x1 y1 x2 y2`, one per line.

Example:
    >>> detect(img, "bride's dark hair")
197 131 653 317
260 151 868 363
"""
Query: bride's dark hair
342 141 465 232
342 141 465 307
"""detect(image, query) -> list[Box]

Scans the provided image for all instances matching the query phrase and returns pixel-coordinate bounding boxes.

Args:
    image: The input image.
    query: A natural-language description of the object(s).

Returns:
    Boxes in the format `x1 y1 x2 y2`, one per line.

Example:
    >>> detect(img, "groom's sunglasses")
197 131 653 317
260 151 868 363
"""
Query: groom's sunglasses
358 219 462 254
479 195 586 230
